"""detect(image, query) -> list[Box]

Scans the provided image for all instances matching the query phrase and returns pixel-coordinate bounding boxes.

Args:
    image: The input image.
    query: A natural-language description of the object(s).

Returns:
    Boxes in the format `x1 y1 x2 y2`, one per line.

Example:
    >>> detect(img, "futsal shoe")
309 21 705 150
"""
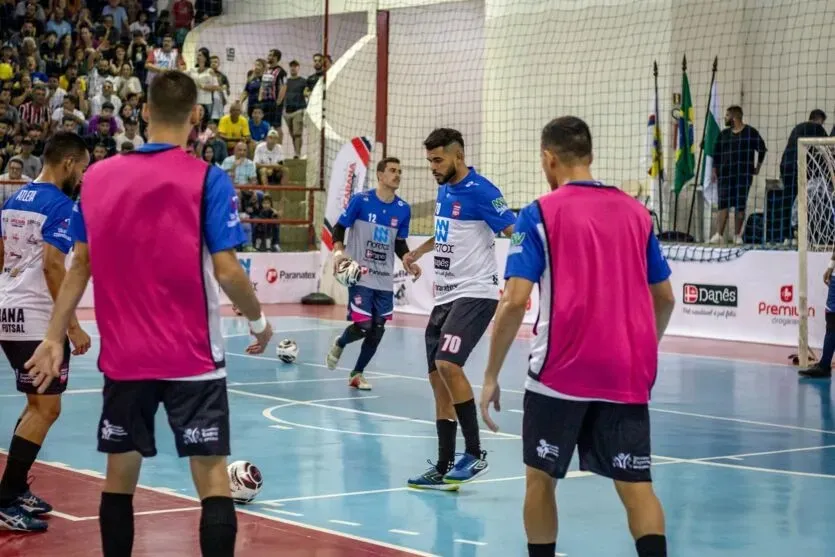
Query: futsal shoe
326 337 343 370
407 462 459 491
15 490 53 516
0 504 48 532
349 373 371 390
443 451 489 484
798 363 832 379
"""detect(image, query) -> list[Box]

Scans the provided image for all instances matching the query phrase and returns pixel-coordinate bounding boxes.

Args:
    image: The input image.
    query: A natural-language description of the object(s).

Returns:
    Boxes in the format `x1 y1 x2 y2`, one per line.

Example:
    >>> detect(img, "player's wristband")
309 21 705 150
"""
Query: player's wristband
829 260 835 271
250 313 267 334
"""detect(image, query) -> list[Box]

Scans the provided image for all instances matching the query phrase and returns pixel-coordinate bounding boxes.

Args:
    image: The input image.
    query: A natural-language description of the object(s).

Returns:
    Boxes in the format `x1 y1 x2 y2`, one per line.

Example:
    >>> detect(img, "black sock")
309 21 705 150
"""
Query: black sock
636 534 667 557
99 492 134 557
453 399 481 457
337 324 366 348
0 435 41 506
353 326 384 373
528 543 556 557
436 419 457 473
200 496 237 557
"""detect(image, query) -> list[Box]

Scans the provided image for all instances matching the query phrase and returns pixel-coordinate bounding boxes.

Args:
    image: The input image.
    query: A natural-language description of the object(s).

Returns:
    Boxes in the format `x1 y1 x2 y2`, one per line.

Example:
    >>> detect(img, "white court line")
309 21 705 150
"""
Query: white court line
390 529 420 536
329 519 361 527
265 509 305 517
0 388 101 398
454 539 487 547
71 506 203 521
49 510 84 521
0 449 438 557
227 387 520 440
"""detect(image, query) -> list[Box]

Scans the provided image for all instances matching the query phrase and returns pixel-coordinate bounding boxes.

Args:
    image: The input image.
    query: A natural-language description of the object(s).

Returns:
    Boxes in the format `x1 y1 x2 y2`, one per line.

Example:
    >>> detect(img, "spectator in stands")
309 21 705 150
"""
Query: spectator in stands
209 54 230 119
129 11 151 39
199 119 228 163
172 0 195 44
222 140 258 200
46 8 73 40
708 105 767 245
60 115 78 134
261 48 286 141
109 44 129 75
0 96 20 134
128 30 148 83
307 53 324 93
241 58 265 118
190 49 219 129
218 101 250 150
115 64 142 99
248 106 269 143
88 101 121 135
145 34 180 86
254 129 287 186
19 83 50 134
85 116 117 156
769 109 829 244
102 0 129 36
16 137 41 178
52 93 86 133
121 140 135 152
0 120 13 171
284 60 307 157
114 117 143 151
45 74 66 113
255 193 283 252
91 141 110 163
91 78 122 116
202 144 221 167
0 158 32 202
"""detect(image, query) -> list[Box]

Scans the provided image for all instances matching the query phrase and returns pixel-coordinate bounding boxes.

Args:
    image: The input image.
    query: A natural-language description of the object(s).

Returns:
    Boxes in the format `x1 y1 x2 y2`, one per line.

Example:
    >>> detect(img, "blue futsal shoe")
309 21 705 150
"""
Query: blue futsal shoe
407 461 459 491
0 503 48 532
443 451 489 484
16 490 53 516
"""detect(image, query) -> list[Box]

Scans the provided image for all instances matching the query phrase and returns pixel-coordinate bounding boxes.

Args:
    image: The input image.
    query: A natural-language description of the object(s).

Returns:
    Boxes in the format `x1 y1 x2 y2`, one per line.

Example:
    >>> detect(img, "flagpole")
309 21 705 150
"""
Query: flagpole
671 56 686 234
686 56 718 240
654 60 665 234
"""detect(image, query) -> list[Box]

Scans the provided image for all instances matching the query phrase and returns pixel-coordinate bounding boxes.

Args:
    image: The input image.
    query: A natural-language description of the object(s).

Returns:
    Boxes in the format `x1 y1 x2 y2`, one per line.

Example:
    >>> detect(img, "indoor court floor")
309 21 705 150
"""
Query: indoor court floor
0 305 834 556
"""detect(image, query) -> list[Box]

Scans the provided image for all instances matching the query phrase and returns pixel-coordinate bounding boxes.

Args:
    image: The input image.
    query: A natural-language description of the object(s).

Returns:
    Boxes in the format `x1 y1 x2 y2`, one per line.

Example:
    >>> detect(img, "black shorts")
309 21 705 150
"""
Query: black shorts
1 339 71 395
522 390 652 482
97 376 231 458
717 178 752 211
425 297 497 372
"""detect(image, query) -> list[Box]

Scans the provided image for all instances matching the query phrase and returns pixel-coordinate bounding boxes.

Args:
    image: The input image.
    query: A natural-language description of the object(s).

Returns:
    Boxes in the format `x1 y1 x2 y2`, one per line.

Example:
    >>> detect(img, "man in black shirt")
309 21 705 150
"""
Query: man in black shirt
284 60 307 157
768 109 829 244
709 106 767 244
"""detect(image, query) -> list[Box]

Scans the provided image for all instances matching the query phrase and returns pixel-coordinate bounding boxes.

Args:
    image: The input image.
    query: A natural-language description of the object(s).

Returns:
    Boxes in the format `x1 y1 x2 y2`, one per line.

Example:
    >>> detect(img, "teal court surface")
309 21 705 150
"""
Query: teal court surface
1 306 834 556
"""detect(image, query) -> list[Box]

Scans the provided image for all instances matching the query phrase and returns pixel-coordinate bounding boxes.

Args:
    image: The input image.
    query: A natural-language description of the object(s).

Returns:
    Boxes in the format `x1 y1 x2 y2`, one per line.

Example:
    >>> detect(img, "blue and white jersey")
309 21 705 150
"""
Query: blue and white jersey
338 189 411 292
0 182 74 339
433 167 516 305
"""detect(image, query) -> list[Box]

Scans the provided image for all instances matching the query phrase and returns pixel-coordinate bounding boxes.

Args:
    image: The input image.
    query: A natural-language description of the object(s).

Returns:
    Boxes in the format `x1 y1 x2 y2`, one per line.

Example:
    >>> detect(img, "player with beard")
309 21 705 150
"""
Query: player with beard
0 132 92 532
402 128 516 489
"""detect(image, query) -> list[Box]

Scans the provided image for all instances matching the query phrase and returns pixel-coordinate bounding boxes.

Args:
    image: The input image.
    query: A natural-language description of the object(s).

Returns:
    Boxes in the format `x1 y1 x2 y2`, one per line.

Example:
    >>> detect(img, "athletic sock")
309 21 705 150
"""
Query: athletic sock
636 534 667 557
527 543 556 557
436 419 457 474
820 329 835 368
337 324 365 348
99 492 134 557
454 399 481 458
353 335 380 373
0 435 41 506
200 496 238 557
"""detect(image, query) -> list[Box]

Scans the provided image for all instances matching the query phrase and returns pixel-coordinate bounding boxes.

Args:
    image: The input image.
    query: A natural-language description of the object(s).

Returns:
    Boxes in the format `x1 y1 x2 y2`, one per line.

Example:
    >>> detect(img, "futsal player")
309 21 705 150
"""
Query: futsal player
479 116 675 557
24 71 273 557
0 132 92 532
326 157 420 390
799 257 835 378
402 128 516 489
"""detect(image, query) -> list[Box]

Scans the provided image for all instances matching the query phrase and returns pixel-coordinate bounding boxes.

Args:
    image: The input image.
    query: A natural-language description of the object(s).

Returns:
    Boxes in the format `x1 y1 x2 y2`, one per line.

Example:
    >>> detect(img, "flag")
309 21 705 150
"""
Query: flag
645 93 663 209
674 69 695 193
701 79 721 205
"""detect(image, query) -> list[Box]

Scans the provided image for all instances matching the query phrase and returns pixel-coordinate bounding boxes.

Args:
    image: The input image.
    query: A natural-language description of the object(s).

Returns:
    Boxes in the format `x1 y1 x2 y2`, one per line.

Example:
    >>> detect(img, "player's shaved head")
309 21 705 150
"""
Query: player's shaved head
43 131 89 166
147 70 198 126
424 128 467 185
541 116 593 165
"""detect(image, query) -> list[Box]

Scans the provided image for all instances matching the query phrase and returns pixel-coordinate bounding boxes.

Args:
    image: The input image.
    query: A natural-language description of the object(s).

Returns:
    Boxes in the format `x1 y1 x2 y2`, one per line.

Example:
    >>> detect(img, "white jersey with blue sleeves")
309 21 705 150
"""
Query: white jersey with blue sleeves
433 167 516 305
0 182 74 340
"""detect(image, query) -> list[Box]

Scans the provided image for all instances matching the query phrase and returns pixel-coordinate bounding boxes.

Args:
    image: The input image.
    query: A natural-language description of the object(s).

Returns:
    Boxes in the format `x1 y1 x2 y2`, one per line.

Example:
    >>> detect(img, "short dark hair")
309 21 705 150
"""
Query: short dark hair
43 131 88 166
289 60 299 67
376 157 400 173
810 109 827 122
541 116 593 164
727 105 743 120
423 128 464 151
270 49 282 60
147 70 197 125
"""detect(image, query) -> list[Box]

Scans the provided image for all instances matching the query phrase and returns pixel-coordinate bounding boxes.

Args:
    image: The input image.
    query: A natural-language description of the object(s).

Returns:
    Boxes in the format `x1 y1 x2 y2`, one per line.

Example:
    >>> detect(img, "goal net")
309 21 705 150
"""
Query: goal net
797 138 835 365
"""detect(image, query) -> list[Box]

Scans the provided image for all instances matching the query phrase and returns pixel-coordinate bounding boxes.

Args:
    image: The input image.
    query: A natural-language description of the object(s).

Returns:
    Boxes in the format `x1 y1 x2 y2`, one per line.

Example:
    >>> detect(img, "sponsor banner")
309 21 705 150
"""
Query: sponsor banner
391 236 539 324
76 253 319 308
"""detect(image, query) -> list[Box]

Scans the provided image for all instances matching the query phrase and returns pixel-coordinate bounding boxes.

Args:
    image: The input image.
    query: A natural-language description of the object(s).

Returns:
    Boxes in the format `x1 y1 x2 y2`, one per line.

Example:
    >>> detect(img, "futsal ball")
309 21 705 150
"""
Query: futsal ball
335 258 362 287
227 460 263 504
276 338 299 363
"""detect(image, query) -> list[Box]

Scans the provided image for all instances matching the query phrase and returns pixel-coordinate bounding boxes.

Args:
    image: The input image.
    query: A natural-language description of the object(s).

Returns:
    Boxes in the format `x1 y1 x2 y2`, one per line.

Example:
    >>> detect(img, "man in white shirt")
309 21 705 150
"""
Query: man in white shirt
253 129 287 185
90 79 122 117
114 118 144 152
51 95 86 134
0 158 33 203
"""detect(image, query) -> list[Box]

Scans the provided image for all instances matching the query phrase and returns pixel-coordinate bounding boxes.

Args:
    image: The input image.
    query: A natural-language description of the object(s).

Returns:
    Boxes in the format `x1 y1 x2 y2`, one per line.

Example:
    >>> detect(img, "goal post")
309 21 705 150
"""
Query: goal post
797 137 835 366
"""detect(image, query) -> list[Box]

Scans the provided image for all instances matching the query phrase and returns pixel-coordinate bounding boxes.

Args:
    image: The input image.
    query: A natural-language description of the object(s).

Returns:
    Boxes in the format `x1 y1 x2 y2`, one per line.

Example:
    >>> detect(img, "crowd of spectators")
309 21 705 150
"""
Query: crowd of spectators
0 0 328 252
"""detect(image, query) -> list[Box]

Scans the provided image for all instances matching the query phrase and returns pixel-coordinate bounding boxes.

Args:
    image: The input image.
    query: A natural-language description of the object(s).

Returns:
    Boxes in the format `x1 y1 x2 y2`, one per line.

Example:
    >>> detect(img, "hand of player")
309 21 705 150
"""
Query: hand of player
23 339 65 394
68 324 91 356
246 321 273 354
825 268 833 286
479 379 502 432
402 251 418 271
333 252 348 274
406 262 422 281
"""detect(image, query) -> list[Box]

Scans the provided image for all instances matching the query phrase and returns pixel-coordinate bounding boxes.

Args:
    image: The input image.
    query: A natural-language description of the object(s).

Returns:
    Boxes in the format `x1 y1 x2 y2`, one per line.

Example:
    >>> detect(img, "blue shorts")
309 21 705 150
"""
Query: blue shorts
827 278 835 313
347 285 393 322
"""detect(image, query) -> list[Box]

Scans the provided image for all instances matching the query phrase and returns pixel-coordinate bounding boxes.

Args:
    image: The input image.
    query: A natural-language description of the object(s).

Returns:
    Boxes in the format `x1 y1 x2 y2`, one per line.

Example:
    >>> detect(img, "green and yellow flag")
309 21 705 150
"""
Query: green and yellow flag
674 68 695 193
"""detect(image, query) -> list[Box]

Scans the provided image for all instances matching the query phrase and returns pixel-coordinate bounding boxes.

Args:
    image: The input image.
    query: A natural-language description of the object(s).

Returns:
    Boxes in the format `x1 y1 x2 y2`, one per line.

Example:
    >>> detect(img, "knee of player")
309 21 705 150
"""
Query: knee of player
27 395 61 424
525 466 557 492
353 322 372 335
434 359 460 377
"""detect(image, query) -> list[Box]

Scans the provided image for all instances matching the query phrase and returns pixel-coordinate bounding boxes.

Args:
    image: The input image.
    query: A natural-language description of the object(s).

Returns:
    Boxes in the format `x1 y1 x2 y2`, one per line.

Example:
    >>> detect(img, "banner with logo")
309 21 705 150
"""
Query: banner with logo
391 236 539 324
77 252 319 308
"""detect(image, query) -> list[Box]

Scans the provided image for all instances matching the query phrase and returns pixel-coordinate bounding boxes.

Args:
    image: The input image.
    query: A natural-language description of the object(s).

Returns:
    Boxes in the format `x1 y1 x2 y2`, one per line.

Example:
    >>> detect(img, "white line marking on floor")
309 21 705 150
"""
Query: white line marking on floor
71 506 203 521
0 450 437 557
50 510 84 521
454 539 487 546
329 519 361 527
265 509 305 517
721 457 745 461
0 388 101 397
389 529 420 536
